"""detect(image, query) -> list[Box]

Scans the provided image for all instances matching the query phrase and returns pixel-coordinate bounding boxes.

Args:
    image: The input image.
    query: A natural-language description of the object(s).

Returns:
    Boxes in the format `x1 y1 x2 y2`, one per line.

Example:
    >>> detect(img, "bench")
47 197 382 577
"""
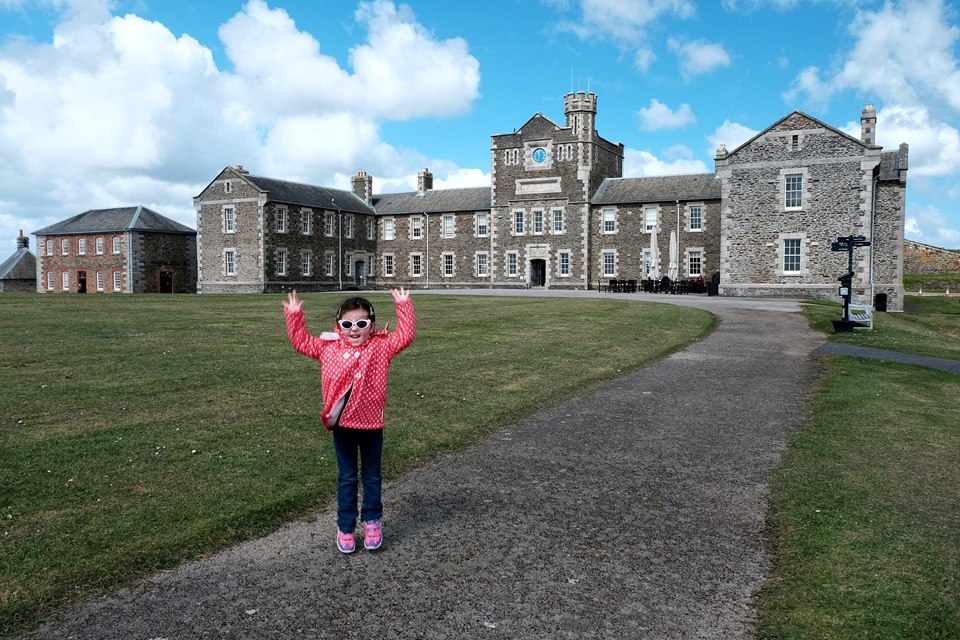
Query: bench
848 304 873 330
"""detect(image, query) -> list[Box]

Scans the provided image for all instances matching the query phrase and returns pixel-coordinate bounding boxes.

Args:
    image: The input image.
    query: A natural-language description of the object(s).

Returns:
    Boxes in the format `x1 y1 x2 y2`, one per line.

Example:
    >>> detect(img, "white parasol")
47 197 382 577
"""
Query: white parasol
668 230 678 281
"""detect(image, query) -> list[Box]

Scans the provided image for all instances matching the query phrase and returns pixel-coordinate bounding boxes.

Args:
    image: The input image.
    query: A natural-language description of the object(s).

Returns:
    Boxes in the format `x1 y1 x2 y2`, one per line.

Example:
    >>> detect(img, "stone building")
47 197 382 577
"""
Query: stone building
715 105 907 309
0 231 36 292
903 239 960 274
195 92 907 310
33 206 197 294
193 166 377 293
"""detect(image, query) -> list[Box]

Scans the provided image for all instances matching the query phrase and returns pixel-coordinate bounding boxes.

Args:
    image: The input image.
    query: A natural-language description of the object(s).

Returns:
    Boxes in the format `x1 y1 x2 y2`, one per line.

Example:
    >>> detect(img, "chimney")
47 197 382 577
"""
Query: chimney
234 165 249 175
16 229 28 249
417 168 433 195
861 103 877 146
352 171 373 204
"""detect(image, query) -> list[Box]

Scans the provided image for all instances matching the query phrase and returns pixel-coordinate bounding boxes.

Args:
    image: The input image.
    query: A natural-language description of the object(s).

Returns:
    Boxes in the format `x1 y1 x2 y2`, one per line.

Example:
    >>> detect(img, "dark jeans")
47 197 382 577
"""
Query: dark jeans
331 427 384 533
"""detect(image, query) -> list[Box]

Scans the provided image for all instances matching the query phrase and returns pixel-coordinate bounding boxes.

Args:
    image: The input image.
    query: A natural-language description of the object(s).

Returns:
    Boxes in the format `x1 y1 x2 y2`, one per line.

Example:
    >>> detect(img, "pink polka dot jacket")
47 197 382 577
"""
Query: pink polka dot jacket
285 297 416 431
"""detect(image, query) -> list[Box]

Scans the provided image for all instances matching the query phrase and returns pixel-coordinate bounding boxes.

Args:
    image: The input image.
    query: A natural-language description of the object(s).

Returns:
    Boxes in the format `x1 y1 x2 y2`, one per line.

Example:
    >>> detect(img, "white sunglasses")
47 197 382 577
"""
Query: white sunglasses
338 319 372 330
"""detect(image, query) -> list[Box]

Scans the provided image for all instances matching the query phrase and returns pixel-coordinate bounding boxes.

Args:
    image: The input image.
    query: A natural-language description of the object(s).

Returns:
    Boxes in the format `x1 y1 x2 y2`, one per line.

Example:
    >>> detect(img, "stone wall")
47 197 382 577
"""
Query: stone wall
904 240 960 274
130 231 198 293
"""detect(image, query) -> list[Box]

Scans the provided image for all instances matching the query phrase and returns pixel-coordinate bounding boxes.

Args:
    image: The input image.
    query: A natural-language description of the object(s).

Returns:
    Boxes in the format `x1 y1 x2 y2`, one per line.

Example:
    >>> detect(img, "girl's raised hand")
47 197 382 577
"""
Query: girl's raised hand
283 289 302 313
391 287 410 303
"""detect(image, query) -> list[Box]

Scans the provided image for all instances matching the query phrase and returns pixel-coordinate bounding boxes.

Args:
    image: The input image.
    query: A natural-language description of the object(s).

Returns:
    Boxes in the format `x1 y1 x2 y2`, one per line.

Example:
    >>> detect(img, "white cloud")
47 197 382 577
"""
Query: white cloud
707 119 759 156
637 98 695 130
0 0 482 253
906 202 960 249
623 147 709 177
667 37 732 79
555 0 695 72
787 0 960 111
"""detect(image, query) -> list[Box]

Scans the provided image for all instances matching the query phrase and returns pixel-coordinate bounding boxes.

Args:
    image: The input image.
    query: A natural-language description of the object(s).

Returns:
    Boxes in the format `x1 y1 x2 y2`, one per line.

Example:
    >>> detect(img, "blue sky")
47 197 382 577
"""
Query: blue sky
1 0 959 256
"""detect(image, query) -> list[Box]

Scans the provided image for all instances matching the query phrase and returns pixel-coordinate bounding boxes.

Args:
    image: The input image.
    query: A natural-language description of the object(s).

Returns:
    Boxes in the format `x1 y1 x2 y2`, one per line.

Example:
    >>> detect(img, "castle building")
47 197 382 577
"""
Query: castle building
194 93 907 310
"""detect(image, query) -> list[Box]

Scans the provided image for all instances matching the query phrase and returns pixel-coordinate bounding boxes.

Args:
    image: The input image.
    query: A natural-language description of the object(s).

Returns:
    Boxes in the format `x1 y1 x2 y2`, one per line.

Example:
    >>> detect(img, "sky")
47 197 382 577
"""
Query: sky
1 0 959 257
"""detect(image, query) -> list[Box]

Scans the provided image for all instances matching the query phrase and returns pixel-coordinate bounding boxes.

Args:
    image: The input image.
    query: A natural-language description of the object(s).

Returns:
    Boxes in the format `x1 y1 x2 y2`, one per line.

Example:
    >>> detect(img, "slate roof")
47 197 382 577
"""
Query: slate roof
0 248 35 280
592 174 721 205
33 206 195 236
244 175 376 215
879 144 909 181
373 187 491 215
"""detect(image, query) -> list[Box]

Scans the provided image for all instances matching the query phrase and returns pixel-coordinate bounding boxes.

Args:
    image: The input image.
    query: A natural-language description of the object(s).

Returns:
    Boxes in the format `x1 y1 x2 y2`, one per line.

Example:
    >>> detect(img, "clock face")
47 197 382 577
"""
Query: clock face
532 147 547 163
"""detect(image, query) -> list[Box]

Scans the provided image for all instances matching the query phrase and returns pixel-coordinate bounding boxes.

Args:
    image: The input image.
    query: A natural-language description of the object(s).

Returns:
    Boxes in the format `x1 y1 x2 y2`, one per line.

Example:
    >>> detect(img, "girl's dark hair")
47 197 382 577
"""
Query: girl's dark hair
336 297 376 321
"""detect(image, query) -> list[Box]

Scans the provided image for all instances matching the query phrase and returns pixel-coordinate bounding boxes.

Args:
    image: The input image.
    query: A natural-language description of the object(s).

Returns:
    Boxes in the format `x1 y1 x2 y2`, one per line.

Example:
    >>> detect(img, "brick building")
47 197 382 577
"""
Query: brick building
33 206 197 294
195 92 907 310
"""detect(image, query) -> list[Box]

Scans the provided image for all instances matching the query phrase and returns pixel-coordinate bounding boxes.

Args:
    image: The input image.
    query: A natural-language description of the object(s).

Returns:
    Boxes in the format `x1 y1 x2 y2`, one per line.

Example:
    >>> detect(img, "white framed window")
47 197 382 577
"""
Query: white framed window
643 249 653 277
60 239 69 255
558 250 570 276
513 210 524 235
383 254 395 277
96 271 104 291
301 252 311 276
645 207 657 232
367 259 375 278
224 249 236 276
476 213 488 237
345 215 354 239
46 271 53 291
785 174 803 209
410 253 423 276
533 210 544 234
45 239 53 256
95 237 104 254
77 238 86 255
553 209 564 233
602 250 617 277
442 253 455 277
443 215 454 238
687 249 703 277
324 212 335 237
383 218 395 240
476 252 489 277
603 209 616 234
506 252 518 277
783 238 802 274
61 271 69 291
276 249 287 276
410 216 423 239
325 253 335 277
345 254 354 277
367 218 375 240
224 206 236 233
113 237 121 254
302 210 313 235
276 207 287 233
112 271 121 292
689 205 702 231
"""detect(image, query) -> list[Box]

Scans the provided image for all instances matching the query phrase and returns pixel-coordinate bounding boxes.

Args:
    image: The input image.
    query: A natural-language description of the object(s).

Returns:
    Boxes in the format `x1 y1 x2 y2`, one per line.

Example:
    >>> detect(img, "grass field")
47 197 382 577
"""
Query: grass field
757 297 960 639
0 292 714 635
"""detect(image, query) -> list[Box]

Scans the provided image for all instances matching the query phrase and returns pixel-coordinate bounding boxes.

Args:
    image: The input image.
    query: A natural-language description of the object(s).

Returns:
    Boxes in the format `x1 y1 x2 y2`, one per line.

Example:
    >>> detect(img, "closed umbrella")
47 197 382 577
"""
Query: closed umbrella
648 225 659 279
668 230 678 281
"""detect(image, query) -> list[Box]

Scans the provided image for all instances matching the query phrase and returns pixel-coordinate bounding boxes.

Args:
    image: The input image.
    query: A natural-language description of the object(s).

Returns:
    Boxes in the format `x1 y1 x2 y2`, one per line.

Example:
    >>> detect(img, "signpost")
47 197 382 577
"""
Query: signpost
830 235 871 332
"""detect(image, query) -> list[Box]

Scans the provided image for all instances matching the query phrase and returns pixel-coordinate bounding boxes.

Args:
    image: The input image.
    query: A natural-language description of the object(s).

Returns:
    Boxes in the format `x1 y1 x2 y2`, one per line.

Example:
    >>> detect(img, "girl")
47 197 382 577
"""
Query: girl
283 288 415 553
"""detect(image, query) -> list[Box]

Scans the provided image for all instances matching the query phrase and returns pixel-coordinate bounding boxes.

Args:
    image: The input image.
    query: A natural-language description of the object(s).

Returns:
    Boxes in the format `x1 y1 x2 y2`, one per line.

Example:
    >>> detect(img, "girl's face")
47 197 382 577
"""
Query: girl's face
338 308 374 346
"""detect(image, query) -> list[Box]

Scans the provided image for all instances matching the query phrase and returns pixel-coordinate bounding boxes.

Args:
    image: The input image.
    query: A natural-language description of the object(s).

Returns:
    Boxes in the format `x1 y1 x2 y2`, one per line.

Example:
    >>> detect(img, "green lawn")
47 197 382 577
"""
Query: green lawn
0 292 713 635
758 297 960 639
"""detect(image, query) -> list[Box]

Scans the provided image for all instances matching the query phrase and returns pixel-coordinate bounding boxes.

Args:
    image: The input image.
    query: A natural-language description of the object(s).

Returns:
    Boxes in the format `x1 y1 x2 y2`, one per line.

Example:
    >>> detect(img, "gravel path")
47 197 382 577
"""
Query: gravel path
19 294 825 640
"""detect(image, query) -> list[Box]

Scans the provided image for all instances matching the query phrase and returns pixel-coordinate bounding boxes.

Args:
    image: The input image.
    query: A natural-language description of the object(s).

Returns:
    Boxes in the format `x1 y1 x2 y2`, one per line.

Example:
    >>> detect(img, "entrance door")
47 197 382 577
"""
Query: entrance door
530 259 546 287
77 271 87 293
354 261 365 286
159 271 173 293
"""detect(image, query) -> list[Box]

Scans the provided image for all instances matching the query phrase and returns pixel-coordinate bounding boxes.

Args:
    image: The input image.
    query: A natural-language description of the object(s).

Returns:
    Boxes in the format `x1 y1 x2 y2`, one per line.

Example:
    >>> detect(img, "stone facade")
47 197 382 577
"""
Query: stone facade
904 239 960 274
715 106 907 310
195 93 907 310
0 232 37 292
194 166 377 293
33 207 196 294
